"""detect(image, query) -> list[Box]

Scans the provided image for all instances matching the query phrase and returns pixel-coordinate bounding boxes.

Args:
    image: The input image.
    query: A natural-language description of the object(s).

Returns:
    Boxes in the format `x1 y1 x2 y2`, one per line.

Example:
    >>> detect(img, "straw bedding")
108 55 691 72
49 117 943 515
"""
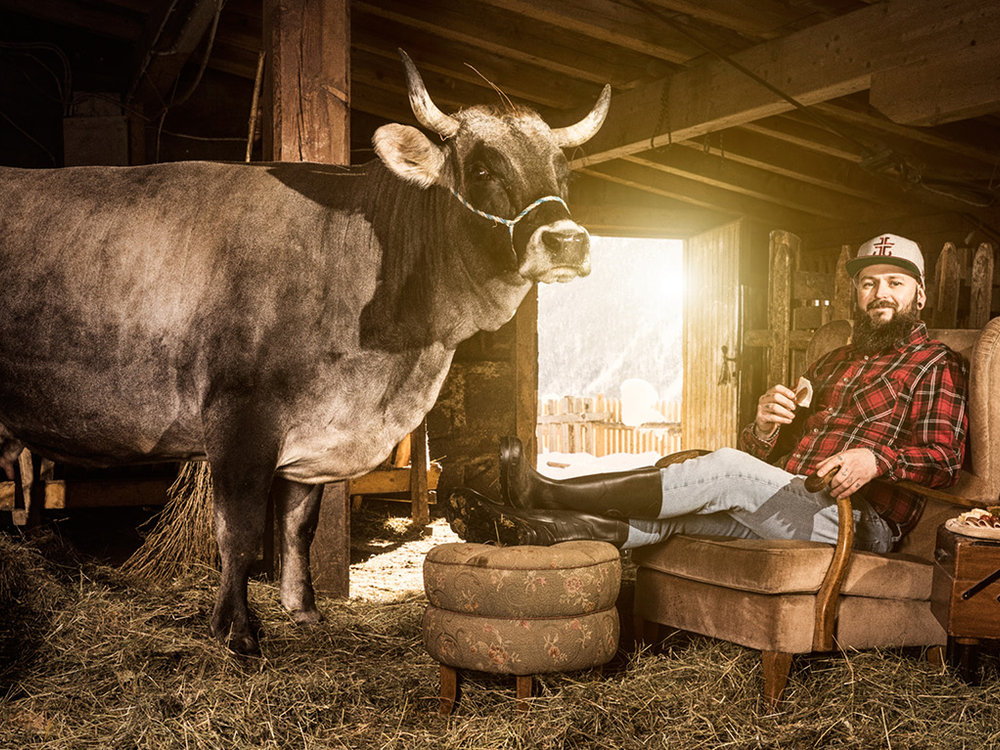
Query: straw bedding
2 505 1000 749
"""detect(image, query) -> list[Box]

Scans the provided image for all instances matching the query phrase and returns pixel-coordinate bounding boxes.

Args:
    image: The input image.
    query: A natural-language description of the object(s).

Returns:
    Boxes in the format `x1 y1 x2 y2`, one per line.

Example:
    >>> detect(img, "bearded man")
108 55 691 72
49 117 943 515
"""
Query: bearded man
451 233 969 554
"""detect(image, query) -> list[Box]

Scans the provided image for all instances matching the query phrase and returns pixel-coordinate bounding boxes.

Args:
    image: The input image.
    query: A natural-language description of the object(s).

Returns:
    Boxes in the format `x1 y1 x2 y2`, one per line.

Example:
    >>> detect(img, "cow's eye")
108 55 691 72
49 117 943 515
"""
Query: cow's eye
472 164 492 182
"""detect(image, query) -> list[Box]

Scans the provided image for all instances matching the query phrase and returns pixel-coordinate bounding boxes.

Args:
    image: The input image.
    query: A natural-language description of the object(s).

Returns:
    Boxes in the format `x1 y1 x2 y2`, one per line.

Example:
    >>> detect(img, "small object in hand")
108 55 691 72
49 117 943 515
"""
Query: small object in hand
793 376 813 408
804 465 838 493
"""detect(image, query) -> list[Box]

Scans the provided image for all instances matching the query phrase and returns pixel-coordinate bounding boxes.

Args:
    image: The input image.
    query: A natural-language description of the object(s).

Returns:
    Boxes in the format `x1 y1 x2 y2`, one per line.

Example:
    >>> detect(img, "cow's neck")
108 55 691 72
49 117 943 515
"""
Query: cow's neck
358 164 531 352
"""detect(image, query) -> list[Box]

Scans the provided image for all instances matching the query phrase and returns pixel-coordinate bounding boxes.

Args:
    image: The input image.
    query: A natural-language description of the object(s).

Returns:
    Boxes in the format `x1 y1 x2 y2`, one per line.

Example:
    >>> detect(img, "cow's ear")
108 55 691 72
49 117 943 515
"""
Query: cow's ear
373 124 446 188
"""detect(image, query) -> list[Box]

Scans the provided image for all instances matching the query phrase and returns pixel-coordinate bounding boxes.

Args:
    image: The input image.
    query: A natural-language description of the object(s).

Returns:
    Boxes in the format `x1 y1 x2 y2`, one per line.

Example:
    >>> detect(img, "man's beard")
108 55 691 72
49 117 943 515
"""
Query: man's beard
852 297 921 354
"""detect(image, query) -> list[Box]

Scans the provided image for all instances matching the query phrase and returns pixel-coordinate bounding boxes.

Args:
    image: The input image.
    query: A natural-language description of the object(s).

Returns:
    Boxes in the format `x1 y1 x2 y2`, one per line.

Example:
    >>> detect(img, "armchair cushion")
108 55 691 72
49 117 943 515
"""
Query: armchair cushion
632 534 934 599
635 566 945 654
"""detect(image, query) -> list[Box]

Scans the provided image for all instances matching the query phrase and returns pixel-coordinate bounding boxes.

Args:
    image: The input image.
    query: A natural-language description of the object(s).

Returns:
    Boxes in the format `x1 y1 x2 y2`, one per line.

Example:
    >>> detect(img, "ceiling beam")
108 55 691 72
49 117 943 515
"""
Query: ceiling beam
625 149 878 221
353 0 663 87
812 101 1000 168
0 0 145 41
739 119 863 163
569 0 1000 169
579 160 823 231
678 128 881 201
129 0 222 112
471 0 699 64
637 0 808 41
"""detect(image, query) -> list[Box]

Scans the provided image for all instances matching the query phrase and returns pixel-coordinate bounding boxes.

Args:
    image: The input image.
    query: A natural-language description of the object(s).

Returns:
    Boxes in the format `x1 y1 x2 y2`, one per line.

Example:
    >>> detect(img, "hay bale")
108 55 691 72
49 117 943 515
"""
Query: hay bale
120 461 216 583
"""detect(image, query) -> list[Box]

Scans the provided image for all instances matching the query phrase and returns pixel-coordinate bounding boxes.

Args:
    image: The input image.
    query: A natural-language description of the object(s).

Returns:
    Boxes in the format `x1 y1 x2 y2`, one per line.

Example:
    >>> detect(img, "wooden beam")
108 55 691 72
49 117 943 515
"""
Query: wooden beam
264 0 350 597
681 128 879 200
129 0 222 111
639 0 808 40
740 119 862 163
351 39 588 111
570 0 1000 169
1 0 145 41
472 0 700 64
570 174 730 237
870 35 1000 127
627 149 876 221
813 101 1000 168
353 0 662 87
579 160 822 231
263 0 349 164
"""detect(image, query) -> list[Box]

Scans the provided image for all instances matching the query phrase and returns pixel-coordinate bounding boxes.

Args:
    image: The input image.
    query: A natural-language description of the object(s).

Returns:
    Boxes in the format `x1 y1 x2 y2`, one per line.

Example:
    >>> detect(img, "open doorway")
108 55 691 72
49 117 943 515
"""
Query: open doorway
536 235 683 478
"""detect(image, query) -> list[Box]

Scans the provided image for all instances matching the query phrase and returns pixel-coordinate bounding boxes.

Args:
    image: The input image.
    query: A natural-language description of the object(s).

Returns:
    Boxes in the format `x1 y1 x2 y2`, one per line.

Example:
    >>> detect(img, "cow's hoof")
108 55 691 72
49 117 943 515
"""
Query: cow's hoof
227 631 262 656
289 606 323 625
210 612 262 655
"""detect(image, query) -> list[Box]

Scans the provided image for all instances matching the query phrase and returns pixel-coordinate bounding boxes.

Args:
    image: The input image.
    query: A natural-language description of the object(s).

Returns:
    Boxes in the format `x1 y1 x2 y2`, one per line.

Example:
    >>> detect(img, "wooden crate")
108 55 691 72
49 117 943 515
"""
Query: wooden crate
931 525 1000 639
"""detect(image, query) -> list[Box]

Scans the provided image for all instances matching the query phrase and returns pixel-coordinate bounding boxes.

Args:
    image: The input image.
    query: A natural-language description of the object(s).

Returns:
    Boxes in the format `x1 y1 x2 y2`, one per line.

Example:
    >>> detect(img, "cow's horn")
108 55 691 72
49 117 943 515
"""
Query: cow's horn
399 49 460 139
551 85 612 148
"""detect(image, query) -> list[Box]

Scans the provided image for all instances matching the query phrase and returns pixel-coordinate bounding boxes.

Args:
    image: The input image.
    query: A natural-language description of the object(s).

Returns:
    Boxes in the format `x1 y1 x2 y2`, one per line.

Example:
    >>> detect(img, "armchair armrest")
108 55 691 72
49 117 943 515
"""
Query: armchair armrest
891 479 984 510
813 494 855 651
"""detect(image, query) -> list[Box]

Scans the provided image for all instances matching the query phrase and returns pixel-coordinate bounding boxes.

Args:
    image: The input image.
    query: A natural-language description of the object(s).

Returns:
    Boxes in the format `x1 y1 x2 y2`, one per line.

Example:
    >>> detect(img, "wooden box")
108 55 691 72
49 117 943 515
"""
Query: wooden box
931 526 1000 639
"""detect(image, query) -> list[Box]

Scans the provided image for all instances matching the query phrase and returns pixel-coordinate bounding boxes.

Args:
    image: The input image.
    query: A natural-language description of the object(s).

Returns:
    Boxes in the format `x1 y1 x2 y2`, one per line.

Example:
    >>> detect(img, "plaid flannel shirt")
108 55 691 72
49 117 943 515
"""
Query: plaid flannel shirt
739 322 968 535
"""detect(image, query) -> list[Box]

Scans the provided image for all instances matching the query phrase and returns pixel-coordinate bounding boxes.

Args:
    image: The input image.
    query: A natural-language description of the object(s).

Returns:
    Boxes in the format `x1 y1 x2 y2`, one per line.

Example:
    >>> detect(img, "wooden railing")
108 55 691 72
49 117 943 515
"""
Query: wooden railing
537 395 682 457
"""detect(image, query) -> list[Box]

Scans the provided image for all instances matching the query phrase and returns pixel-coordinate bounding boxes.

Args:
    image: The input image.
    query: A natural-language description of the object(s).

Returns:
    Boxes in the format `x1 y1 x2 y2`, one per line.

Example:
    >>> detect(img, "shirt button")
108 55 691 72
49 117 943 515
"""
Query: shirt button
794 453 801 458
813 428 820 433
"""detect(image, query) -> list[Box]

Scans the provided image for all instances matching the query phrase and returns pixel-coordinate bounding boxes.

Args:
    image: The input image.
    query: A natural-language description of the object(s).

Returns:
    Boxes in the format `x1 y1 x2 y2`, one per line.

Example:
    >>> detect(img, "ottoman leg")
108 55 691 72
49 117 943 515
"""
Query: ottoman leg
515 674 534 713
439 664 460 716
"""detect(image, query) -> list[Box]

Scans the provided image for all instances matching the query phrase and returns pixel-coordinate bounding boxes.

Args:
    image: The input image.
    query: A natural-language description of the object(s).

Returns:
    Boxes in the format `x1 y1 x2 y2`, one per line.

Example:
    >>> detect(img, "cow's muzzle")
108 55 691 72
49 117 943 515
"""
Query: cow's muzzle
521 218 592 283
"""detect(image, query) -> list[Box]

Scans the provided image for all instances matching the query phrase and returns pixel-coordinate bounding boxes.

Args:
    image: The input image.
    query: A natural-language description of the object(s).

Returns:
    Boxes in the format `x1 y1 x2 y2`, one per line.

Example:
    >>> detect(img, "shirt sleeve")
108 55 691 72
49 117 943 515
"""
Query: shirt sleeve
738 421 779 459
867 351 968 488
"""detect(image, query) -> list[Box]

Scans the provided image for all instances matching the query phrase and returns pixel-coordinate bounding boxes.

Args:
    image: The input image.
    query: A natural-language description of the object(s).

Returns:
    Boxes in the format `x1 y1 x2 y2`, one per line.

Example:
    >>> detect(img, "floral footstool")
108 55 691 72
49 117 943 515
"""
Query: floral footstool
422 540 621 714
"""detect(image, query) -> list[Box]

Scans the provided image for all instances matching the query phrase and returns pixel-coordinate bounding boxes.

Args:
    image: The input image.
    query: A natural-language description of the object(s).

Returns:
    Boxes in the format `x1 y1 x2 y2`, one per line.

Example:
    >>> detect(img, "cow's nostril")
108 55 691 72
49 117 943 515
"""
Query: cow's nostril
543 229 587 255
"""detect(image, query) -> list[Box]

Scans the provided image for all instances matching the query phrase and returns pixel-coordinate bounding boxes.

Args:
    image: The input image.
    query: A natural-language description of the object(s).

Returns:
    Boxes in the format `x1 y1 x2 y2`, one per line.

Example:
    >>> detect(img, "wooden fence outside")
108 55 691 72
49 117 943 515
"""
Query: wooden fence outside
537 395 682 457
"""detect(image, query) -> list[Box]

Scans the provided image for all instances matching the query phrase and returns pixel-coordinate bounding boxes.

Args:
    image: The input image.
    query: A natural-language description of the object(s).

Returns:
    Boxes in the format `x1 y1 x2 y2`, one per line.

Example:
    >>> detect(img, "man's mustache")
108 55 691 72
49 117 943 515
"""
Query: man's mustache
867 300 897 311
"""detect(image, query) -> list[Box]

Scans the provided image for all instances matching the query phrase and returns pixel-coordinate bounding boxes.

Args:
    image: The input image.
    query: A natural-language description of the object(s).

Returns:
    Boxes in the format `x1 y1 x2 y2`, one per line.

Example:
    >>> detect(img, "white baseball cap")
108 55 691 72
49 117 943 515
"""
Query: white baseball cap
846 233 925 285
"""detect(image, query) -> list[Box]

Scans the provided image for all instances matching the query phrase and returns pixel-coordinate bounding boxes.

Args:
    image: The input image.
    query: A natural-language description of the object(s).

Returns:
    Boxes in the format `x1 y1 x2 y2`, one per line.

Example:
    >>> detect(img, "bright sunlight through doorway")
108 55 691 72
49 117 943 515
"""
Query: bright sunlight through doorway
537 236 684 478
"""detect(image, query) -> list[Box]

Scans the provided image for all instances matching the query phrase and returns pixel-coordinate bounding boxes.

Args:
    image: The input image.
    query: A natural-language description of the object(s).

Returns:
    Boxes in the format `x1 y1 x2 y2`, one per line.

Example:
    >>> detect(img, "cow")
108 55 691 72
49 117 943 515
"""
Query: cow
0 51 610 653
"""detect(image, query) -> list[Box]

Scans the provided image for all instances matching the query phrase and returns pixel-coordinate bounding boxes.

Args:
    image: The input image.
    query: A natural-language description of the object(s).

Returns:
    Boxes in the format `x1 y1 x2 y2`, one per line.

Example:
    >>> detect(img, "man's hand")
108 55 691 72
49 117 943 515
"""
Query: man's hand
754 384 798 439
814 448 879 499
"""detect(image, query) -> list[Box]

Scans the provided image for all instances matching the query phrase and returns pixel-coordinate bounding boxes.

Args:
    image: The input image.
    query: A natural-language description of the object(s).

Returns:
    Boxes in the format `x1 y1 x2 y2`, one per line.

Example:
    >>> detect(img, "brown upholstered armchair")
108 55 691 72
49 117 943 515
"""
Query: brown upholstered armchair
633 317 1000 708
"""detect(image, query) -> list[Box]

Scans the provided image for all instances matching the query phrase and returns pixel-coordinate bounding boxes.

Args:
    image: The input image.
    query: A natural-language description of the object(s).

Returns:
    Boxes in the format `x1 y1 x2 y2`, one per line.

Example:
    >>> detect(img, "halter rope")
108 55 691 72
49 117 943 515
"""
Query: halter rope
448 188 569 242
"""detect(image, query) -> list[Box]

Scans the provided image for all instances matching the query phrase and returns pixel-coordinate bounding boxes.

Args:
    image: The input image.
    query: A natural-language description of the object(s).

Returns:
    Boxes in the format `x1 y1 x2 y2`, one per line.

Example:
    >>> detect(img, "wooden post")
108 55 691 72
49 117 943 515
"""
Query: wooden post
515 288 539 466
264 0 350 597
309 482 350 596
932 243 961 329
263 0 350 164
832 245 854 321
409 419 430 527
970 242 995 329
767 231 797 387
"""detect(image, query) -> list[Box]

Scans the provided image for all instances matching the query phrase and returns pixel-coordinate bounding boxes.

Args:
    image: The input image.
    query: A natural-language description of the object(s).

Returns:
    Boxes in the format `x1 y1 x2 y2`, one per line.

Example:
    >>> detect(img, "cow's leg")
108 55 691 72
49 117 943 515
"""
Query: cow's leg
272 477 323 623
205 417 280 654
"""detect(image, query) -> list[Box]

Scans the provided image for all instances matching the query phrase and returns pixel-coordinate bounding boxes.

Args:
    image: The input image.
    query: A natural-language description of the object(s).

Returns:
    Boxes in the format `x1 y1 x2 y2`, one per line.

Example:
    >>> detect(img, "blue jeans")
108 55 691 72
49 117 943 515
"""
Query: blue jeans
622 447 898 553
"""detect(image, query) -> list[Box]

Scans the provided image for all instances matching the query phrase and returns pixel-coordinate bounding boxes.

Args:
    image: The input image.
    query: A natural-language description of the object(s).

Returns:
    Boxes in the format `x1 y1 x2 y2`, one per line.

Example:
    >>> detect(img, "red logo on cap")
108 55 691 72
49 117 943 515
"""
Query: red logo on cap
872 236 894 255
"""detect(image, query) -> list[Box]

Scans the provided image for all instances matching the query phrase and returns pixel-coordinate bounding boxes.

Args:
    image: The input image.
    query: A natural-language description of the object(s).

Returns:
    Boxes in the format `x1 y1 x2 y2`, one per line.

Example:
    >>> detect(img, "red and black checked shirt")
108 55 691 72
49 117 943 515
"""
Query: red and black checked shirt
739 322 968 535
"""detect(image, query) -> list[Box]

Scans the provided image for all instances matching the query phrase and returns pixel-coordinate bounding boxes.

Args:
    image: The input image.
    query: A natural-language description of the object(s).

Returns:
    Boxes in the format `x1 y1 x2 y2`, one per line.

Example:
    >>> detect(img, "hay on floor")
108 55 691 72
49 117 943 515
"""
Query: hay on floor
3 507 1000 749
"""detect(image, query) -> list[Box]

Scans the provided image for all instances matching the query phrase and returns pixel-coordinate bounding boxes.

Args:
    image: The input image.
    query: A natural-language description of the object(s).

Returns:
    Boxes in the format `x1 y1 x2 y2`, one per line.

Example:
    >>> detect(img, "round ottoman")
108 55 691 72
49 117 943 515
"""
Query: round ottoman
422 540 621 714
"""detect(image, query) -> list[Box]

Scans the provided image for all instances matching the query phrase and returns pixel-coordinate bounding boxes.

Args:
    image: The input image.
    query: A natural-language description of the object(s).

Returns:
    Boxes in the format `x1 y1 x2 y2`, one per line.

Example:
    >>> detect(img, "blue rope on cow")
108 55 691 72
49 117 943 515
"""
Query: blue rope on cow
448 188 569 240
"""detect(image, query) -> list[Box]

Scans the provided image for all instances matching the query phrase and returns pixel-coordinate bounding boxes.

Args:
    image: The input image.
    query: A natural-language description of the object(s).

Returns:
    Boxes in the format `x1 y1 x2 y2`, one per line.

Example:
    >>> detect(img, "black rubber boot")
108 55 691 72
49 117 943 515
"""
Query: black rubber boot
445 487 628 548
499 436 663 519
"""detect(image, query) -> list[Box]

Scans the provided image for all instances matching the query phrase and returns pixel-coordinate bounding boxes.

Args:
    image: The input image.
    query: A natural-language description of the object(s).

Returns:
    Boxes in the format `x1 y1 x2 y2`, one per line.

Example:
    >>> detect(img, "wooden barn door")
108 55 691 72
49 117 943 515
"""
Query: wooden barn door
682 220 745 450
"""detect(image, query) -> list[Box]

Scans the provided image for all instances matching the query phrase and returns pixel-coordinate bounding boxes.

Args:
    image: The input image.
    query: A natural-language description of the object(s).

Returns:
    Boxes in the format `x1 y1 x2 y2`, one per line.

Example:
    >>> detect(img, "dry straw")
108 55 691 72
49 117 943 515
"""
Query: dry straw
120 461 217 582
4 509 1000 749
